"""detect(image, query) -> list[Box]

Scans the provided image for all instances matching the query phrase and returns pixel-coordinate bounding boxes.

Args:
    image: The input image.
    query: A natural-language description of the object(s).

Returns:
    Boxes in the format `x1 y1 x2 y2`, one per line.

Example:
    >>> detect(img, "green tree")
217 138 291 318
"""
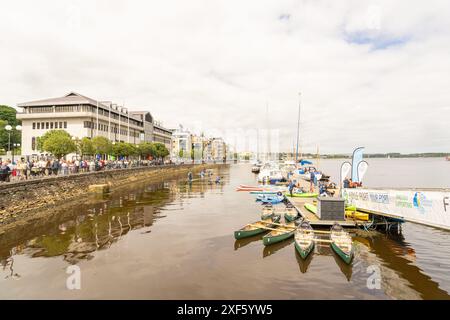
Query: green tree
111 142 137 158
91 136 112 155
138 142 155 159
39 130 76 158
79 137 95 157
0 105 21 152
154 143 169 159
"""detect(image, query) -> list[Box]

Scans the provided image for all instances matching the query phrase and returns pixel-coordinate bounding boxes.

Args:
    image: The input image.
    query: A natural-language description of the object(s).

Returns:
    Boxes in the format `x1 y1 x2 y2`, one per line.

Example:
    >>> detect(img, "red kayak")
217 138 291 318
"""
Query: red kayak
236 184 266 192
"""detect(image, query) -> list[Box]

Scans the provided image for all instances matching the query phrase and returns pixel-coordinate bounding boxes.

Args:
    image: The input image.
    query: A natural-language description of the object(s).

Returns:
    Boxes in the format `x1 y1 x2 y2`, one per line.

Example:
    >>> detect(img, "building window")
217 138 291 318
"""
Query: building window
37 123 40 129
31 137 36 151
32 122 36 129
50 122 53 129
59 122 63 128
46 122 49 129
41 122 44 129
55 122 58 129
64 121 67 129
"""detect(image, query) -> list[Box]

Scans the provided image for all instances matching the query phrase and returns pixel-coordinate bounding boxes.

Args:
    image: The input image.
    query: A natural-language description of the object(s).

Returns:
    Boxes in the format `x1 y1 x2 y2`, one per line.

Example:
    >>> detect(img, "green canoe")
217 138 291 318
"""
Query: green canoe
285 192 318 198
330 223 354 264
234 215 281 240
304 203 318 214
284 207 299 222
294 221 315 259
262 222 296 246
261 205 275 220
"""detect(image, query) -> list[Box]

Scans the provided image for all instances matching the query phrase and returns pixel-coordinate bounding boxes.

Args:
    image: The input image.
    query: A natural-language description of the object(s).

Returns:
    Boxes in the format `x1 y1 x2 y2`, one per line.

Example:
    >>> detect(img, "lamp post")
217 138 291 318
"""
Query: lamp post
72 136 79 161
12 143 20 163
5 125 22 163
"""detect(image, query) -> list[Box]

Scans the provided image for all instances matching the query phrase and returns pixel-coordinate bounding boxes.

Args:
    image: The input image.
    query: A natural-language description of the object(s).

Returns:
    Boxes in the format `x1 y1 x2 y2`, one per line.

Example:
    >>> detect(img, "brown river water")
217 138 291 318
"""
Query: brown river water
0 159 449 299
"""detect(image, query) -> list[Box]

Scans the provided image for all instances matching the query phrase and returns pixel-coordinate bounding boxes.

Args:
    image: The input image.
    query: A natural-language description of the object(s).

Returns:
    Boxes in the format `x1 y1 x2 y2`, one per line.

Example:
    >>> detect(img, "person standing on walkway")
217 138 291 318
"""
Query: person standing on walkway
288 179 295 197
309 170 315 193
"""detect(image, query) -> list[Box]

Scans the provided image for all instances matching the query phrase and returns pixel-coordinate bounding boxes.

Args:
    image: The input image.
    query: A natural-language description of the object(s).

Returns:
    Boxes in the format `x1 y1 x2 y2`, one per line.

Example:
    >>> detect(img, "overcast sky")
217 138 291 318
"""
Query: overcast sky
1 0 449 153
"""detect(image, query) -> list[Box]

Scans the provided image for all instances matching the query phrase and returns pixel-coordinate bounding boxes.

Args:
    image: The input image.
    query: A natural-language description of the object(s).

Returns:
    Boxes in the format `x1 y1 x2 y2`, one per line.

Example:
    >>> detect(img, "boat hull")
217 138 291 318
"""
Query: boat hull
285 193 318 198
234 228 266 240
304 203 318 214
263 229 295 246
295 241 315 259
330 242 353 264
284 213 299 222
234 216 281 240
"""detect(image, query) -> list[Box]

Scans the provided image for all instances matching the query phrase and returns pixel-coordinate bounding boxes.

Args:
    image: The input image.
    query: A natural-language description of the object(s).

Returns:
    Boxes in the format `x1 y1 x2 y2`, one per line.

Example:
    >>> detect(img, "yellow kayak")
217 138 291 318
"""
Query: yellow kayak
345 210 369 221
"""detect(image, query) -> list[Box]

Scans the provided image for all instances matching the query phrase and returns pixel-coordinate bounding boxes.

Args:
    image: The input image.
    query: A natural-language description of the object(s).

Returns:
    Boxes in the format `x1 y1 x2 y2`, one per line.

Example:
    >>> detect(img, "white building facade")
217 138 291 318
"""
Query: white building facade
171 126 192 161
17 92 145 156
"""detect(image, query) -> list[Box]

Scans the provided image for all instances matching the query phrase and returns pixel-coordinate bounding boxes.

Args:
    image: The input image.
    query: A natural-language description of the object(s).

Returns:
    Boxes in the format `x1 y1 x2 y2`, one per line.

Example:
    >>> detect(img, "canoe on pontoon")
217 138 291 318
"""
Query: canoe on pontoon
294 221 315 259
262 222 296 246
304 203 318 214
344 210 369 221
234 214 281 240
330 223 354 264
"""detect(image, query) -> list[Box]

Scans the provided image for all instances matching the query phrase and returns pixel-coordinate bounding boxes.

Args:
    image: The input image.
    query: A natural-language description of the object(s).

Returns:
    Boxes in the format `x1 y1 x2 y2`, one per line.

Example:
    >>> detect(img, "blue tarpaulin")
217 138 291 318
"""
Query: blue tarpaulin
300 160 313 166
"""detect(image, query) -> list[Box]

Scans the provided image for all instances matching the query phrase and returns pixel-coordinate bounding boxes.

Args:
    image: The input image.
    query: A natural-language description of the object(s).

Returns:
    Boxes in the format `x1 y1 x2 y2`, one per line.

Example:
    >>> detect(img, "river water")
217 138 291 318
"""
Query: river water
0 159 449 299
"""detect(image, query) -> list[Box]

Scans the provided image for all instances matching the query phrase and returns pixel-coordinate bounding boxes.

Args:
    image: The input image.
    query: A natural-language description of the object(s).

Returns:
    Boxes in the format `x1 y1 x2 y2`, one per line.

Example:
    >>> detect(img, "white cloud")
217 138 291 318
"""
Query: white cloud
0 0 449 153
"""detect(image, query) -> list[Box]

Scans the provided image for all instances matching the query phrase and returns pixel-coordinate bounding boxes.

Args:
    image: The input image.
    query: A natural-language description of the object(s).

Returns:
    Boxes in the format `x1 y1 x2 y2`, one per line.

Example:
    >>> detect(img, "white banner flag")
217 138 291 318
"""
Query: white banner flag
357 161 369 182
340 162 352 183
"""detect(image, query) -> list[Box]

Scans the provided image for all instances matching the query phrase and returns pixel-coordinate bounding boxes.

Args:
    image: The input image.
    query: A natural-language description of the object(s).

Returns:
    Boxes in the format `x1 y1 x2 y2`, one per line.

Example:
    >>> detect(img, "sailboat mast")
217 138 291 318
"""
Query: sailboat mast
295 92 301 162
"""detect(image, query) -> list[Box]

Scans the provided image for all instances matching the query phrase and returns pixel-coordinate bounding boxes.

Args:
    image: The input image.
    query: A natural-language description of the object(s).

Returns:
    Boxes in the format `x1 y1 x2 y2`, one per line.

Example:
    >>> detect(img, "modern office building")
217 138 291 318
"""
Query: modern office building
16 92 172 157
129 111 154 143
153 120 173 150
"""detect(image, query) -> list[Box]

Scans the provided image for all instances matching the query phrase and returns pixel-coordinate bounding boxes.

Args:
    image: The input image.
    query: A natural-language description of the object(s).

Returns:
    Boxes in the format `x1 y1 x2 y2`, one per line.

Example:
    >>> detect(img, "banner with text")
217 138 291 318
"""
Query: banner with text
342 188 450 230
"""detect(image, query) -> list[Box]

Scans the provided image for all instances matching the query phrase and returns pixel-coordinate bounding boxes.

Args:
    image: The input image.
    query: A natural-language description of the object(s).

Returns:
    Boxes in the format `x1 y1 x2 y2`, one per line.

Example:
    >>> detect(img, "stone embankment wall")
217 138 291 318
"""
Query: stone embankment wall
0 163 227 228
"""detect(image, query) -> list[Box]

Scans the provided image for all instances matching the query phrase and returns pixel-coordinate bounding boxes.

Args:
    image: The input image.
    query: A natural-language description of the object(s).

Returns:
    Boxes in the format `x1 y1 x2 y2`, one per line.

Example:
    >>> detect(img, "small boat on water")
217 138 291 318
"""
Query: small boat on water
262 222 296 246
258 162 284 184
304 203 318 214
234 214 281 240
345 210 369 221
261 204 275 220
285 192 318 198
260 194 285 205
284 204 299 222
294 221 315 259
330 223 354 264
251 165 261 173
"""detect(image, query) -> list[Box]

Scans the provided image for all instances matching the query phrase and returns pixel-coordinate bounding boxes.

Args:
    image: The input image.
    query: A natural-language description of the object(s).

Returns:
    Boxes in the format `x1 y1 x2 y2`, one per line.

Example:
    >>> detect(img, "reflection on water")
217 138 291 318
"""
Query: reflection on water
263 238 294 258
0 163 449 299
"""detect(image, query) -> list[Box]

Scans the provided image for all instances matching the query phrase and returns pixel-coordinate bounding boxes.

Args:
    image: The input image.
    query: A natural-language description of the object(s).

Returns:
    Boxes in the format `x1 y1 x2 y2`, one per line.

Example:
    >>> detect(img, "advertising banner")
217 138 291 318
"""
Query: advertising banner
351 147 365 182
342 188 450 230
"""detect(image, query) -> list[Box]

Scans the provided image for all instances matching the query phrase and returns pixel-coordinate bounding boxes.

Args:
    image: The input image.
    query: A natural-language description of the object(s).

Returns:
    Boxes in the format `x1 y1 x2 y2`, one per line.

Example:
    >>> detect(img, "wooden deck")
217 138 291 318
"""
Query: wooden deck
286 196 357 228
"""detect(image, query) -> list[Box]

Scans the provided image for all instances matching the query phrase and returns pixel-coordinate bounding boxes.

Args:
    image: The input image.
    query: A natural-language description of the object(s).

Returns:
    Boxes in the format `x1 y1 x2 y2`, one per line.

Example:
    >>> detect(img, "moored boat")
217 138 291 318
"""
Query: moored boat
261 204 275 220
330 223 354 264
251 165 261 173
345 210 369 221
294 221 315 259
284 204 299 222
285 192 318 198
304 203 318 214
262 222 296 246
234 214 281 240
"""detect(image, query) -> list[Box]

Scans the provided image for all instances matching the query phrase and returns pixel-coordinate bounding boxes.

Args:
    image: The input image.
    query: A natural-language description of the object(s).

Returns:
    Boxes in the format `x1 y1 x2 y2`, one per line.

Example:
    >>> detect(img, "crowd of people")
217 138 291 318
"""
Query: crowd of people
0 157 171 183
